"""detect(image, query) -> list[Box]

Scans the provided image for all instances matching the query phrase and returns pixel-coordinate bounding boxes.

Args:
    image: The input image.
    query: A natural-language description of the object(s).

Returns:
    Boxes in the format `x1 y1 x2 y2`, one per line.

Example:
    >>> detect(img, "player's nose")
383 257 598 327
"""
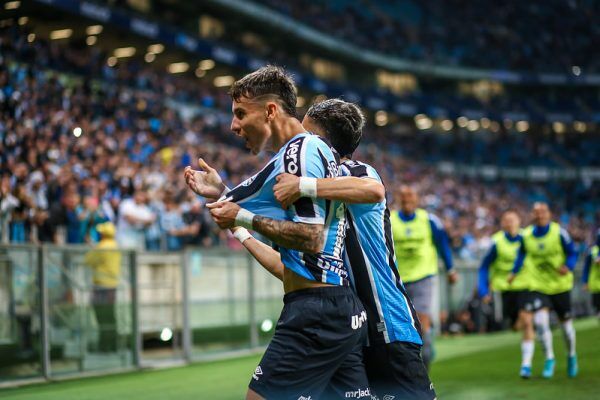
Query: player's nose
230 119 241 135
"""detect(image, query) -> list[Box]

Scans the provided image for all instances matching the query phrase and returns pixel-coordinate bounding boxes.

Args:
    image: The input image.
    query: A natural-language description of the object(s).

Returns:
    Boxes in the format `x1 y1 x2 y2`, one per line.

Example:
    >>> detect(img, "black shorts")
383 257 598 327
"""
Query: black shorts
249 286 370 400
520 291 546 313
532 291 573 320
363 341 436 400
593 293 600 311
501 291 524 324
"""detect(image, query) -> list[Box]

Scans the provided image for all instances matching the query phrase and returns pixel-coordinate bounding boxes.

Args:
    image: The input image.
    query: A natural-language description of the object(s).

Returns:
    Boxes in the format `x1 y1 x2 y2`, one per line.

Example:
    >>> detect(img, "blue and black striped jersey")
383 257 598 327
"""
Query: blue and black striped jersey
341 159 423 345
224 133 349 286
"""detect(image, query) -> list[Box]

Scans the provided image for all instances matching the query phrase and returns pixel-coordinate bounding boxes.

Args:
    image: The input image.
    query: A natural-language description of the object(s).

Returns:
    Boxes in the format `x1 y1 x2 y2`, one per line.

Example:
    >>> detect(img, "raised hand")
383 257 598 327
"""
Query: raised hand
184 158 226 201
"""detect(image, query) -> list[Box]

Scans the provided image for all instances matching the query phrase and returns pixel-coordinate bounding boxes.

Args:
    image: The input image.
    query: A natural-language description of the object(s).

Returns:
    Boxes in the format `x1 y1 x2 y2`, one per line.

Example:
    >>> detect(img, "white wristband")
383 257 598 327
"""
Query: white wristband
235 208 255 229
299 177 318 198
233 228 252 243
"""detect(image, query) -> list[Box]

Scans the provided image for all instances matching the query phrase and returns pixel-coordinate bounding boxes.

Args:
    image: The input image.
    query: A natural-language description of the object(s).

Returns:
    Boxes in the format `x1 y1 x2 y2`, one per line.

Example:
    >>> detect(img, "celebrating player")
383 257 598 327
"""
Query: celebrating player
478 210 536 378
273 99 436 399
390 186 457 368
509 202 578 378
185 66 370 400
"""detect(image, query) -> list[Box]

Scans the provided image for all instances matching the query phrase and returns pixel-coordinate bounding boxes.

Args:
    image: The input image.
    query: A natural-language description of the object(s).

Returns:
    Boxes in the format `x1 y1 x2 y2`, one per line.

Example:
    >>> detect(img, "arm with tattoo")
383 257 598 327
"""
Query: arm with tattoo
252 215 324 254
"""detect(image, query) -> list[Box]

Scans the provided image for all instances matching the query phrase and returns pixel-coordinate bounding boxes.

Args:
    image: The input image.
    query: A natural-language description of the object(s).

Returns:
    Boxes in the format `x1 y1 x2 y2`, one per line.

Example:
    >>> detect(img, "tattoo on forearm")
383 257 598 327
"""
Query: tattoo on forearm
253 215 323 253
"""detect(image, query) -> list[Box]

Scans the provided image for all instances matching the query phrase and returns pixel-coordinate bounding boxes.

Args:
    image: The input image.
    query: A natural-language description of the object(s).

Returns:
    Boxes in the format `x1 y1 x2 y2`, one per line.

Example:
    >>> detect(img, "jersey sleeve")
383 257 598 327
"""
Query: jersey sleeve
559 227 578 270
283 135 335 224
582 252 592 284
477 242 498 298
429 213 453 271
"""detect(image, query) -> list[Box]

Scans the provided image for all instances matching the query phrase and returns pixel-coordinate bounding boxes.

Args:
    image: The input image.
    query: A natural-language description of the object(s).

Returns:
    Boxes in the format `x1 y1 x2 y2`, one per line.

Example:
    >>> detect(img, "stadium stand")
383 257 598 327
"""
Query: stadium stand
0 24 597 254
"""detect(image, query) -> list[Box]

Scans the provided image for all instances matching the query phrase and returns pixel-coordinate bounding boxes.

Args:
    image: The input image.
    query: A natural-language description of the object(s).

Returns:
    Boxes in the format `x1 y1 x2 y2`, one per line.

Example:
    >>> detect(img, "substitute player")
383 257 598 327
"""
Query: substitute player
477 210 536 378
390 186 457 368
582 229 600 319
273 99 435 399
509 202 578 379
185 66 370 400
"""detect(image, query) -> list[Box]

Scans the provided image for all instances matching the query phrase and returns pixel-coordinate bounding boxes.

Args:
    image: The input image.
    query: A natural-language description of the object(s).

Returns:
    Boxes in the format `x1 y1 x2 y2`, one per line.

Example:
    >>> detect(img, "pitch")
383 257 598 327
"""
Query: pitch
1 319 598 400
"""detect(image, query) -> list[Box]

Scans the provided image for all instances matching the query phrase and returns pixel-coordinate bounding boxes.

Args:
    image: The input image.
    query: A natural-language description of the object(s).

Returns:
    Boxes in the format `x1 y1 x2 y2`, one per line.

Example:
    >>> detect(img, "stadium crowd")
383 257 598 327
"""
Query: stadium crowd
255 0 599 73
0 26 598 255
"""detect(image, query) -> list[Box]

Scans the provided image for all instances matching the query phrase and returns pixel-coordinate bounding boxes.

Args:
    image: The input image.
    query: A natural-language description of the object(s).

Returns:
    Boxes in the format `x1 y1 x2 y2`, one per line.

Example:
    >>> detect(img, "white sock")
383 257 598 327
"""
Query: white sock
521 339 534 367
534 309 555 360
561 319 576 357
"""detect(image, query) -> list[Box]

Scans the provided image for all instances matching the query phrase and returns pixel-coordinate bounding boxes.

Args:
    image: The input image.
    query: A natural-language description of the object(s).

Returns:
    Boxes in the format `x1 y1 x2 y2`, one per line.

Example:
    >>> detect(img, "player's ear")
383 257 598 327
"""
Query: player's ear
265 102 278 121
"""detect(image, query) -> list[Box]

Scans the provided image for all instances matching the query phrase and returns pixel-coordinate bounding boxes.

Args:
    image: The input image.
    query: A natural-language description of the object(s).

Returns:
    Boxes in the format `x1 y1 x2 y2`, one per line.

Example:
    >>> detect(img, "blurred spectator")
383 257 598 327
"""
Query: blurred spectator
116 189 156 250
84 222 121 352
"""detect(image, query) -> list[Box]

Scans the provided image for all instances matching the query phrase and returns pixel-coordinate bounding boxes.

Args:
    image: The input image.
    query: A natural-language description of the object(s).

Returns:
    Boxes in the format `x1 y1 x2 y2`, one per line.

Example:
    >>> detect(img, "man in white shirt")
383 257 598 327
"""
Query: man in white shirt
116 188 156 250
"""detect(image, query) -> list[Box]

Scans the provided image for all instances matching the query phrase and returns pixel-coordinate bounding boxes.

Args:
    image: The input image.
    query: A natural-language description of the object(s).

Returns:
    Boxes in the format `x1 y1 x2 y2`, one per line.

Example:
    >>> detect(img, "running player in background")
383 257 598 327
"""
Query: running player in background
390 186 457 369
478 210 536 378
185 66 370 400
582 229 600 320
509 202 578 379
273 99 436 399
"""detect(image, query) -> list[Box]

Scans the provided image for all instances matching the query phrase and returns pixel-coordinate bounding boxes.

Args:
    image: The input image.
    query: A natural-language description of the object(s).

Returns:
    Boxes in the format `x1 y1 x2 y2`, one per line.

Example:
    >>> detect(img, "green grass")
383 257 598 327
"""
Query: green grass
1 319 599 400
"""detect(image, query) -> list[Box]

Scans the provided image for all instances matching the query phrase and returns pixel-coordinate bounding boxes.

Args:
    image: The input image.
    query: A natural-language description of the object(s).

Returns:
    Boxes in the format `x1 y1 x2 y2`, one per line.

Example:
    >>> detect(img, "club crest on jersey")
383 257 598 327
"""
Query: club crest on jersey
538 243 545 250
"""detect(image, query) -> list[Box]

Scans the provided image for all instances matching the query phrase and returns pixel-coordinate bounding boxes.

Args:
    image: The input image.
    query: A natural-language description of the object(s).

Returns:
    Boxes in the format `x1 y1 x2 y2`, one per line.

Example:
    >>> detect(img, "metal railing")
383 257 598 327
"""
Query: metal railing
0 244 593 386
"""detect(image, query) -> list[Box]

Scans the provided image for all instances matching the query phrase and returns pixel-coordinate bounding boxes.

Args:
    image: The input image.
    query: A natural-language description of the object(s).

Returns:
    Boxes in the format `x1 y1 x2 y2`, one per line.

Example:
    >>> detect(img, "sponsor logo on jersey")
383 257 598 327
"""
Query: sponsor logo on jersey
285 139 302 175
297 396 312 400
383 395 396 400
351 310 367 330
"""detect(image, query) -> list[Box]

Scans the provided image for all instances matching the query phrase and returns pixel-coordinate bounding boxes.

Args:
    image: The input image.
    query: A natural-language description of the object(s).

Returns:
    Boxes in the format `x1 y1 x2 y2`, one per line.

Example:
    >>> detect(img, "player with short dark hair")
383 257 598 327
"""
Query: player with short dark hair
185 66 370 400
273 99 436 400
509 202 578 379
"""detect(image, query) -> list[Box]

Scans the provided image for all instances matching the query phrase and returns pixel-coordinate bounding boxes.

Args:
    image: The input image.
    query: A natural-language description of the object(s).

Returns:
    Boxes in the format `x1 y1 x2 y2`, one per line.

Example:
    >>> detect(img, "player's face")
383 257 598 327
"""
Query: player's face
501 212 520 235
532 204 551 226
231 98 271 155
399 187 418 214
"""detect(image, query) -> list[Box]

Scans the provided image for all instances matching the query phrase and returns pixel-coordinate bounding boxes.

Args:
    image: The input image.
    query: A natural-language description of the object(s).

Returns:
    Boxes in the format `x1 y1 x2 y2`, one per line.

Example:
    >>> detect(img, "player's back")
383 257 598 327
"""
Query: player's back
226 132 349 286
341 159 422 345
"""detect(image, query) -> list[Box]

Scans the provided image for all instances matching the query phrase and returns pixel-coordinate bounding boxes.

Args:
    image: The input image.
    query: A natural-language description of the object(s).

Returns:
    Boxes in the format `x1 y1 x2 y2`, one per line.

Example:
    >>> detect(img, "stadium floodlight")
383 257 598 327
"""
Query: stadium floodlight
50 29 73 40
147 44 164 54
375 110 389 127
195 67 206 77
572 66 581 76
4 1 20 10
107 56 117 67
552 122 566 134
213 75 235 87
466 120 479 132
198 59 215 71
73 127 82 137
145 53 156 63
27 33 35 43
86 25 103 35
114 47 136 58
86 36 97 46
503 119 514 130
296 96 305 108
168 62 189 74
574 121 586 133
440 119 453 131
516 121 529 133
480 117 491 129
490 121 500 132
17 16 27 25
457 116 468 128
414 114 432 130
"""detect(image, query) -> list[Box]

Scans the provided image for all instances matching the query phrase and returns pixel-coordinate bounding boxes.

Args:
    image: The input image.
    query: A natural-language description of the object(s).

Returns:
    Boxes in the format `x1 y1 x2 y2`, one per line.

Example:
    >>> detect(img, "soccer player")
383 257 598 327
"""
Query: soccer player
185 66 370 400
273 99 436 399
509 202 578 379
390 186 457 368
582 229 600 319
478 210 536 378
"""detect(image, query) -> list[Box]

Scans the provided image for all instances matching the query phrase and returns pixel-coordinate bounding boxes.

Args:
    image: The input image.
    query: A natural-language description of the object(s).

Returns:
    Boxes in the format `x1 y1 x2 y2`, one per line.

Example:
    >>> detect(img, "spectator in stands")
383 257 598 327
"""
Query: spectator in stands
116 188 156 250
